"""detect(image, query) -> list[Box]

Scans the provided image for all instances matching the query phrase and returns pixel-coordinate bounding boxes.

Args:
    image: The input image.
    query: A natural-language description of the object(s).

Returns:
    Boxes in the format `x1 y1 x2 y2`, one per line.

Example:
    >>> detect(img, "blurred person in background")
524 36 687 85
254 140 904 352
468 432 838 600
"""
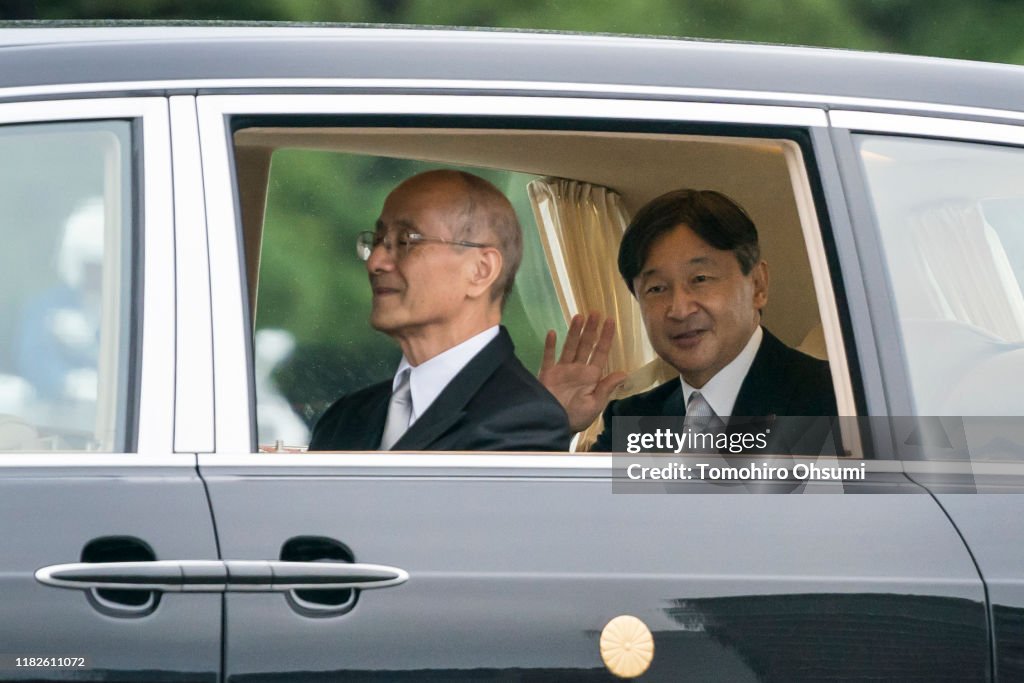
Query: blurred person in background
15 197 104 405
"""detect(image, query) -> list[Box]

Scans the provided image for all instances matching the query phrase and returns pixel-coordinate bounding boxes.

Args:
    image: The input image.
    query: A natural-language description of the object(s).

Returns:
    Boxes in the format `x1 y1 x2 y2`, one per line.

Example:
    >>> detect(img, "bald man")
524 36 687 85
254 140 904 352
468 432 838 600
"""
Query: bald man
309 170 570 452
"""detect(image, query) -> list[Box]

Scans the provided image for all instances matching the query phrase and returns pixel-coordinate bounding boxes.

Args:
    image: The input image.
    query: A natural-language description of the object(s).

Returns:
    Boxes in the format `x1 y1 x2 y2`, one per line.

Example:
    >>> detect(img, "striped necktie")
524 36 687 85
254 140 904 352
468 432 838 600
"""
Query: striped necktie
685 391 719 429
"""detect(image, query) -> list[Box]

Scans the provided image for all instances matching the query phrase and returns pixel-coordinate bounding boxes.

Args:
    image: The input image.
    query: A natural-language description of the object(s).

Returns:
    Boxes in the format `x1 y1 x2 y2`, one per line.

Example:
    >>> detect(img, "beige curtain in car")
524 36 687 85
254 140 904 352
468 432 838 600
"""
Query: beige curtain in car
527 178 674 449
912 202 1024 343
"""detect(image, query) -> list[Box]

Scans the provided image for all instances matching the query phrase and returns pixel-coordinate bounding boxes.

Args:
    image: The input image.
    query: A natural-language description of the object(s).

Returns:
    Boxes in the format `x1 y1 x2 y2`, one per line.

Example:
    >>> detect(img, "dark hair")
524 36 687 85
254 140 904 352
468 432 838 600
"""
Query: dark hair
617 189 761 294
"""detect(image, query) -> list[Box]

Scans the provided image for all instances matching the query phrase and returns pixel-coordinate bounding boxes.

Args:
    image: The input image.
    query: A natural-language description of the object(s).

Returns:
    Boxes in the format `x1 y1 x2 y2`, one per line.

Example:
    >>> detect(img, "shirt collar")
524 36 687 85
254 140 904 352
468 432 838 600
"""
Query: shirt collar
680 325 763 418
392 326 500 426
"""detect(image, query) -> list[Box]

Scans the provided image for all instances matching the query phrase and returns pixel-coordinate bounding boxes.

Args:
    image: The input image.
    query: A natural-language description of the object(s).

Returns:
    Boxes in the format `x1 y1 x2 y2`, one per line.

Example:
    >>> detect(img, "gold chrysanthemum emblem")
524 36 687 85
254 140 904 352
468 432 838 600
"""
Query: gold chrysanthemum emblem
599 614 654 678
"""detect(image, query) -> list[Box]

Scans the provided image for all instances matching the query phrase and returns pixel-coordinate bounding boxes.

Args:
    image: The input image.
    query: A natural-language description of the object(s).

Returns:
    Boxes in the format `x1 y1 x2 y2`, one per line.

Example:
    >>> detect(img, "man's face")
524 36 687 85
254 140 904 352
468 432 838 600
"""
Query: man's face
365 177 474 339
633 224 767 388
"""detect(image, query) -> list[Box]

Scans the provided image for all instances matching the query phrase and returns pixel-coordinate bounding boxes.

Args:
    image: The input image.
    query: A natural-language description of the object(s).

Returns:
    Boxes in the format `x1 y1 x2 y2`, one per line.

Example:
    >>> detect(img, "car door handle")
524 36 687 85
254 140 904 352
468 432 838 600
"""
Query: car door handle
35 560 409 592
255 560 409 590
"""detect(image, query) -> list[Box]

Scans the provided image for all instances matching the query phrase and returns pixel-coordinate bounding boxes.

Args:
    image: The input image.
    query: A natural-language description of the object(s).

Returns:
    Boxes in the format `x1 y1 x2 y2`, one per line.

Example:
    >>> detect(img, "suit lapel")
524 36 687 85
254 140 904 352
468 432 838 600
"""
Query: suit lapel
390 327 513 450
625 379 684 416
660 382 685 416
355 384 392 450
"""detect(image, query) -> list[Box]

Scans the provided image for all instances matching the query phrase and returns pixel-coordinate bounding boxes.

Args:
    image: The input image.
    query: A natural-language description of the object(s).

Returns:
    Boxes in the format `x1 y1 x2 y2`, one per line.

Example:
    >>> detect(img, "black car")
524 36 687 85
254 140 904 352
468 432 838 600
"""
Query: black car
1 25 1022 682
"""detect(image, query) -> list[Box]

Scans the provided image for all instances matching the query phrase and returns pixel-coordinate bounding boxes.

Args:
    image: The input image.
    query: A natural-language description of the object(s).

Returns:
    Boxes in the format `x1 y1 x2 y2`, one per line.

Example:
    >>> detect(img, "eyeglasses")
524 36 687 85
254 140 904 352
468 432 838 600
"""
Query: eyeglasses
356 229 492 262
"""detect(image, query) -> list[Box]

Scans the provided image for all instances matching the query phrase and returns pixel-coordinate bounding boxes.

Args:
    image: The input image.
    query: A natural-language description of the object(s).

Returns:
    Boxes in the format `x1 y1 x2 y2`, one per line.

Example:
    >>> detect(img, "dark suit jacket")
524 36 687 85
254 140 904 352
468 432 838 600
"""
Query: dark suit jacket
592 328 838 452
309 327 571 452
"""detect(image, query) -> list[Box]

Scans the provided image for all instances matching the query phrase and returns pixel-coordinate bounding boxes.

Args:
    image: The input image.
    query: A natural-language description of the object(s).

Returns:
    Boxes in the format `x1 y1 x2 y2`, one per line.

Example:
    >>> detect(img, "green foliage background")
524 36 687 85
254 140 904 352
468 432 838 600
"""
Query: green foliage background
8 0 1024 64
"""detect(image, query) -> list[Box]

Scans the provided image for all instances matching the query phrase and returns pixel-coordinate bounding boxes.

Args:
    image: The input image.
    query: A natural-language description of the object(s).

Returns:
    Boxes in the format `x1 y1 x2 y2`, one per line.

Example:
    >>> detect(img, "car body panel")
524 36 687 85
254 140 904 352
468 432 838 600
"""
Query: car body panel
905 465 1024 683
0 27 1021 120
0 459 222 682
201 456 987 681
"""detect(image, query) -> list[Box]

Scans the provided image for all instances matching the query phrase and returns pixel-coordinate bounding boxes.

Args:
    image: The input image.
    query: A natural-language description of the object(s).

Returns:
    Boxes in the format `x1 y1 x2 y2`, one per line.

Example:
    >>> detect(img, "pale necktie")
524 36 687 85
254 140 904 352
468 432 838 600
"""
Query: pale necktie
379 369 412 450
684 391 720 429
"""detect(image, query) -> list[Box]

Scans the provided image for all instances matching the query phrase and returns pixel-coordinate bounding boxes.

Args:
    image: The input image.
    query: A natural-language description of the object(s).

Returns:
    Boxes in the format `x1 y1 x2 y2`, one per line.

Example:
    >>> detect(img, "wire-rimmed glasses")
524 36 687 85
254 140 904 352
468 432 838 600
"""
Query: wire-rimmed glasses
356 229 492 261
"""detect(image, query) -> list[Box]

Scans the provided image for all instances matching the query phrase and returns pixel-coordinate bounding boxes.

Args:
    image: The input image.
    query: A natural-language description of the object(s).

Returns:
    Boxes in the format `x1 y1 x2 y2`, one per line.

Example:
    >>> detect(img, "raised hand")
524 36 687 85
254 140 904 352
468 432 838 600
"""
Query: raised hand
539 312 627 433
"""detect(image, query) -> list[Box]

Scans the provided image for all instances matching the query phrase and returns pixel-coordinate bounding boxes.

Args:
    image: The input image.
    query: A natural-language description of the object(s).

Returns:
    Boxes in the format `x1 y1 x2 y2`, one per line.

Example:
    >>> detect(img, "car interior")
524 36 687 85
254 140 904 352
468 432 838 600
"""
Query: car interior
232 123 856 452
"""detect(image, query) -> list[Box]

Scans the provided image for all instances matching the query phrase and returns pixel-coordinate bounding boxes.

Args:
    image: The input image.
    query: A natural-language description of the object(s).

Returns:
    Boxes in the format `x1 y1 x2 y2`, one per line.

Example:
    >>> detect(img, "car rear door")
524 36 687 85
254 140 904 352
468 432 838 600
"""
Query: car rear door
831 108 1024 683
0 96 221 681
196 90 989 682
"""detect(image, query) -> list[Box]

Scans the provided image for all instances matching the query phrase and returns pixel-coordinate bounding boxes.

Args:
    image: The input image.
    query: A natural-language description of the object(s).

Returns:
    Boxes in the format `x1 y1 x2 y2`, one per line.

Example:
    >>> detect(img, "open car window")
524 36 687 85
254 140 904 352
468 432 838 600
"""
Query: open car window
230 122 855 455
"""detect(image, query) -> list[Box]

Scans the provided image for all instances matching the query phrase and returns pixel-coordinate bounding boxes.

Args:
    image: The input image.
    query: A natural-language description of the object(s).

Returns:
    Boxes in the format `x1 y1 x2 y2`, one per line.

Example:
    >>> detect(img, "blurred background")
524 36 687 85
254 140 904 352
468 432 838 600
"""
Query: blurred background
4 0 1024 64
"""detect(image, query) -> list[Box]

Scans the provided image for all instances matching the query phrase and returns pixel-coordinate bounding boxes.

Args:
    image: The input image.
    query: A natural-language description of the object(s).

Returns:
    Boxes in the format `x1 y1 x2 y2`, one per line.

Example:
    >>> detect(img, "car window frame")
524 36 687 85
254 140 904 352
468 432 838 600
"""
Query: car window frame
197 91 857 460
168 96 215 454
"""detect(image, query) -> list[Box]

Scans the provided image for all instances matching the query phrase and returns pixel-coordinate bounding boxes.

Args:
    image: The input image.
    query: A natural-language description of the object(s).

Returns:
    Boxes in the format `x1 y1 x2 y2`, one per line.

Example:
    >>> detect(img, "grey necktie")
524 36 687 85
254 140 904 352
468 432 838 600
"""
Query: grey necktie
683 391 724 454
684 391 719 429
379 369 412 450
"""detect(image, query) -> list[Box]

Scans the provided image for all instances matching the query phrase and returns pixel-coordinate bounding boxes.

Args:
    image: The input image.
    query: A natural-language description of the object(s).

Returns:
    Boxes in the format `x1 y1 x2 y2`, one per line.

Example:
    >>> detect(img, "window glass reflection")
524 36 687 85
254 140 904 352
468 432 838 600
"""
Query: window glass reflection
857 135 1024 417
0 122 132 451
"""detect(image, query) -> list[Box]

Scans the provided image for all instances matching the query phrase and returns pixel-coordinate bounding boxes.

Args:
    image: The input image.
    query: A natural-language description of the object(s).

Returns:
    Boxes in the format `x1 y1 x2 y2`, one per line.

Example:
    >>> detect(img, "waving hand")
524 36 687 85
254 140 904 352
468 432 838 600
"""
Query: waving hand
539 313 627 433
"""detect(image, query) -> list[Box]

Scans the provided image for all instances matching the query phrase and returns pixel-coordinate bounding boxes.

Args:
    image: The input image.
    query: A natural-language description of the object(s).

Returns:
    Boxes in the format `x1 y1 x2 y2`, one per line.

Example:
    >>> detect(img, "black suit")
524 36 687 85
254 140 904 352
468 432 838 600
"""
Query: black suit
592 328 837 452
309 327 571 452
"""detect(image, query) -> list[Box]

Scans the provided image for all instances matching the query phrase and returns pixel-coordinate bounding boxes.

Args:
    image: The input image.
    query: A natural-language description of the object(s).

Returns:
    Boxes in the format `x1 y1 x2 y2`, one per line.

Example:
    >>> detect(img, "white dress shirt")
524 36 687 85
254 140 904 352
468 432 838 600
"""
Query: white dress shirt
390 326 500 427
680 326 763 418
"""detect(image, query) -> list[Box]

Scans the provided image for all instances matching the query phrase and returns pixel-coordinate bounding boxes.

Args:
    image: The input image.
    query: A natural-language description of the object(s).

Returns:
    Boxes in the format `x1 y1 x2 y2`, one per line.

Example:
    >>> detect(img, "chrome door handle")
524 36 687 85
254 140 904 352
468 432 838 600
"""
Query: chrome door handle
35 560 214 592
35 560 408 592
256 560 409 590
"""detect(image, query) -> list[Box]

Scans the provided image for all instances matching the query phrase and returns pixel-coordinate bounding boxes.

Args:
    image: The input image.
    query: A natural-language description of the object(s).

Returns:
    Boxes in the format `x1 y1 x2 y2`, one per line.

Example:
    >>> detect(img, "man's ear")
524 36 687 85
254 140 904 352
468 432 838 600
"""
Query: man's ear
466 247 503 300
751 260 769 311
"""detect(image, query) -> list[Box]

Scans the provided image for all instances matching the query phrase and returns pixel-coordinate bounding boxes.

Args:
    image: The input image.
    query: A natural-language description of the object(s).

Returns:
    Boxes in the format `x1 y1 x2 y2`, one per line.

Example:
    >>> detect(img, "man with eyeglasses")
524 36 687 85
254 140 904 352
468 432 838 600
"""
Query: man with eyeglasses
308 169 571 452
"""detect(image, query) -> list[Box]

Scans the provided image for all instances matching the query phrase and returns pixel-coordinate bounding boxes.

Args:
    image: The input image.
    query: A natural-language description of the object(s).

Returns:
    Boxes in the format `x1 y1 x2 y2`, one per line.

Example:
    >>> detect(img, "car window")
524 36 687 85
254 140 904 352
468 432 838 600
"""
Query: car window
254 151 565 447
226 120 853 455
855 134 1024 417
0 121 133 452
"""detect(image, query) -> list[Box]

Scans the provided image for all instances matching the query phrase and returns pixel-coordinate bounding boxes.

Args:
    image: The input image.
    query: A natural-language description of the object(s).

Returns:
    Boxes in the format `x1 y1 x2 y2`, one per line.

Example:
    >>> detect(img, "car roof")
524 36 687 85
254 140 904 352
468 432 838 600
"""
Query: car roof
0 24 1022 114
